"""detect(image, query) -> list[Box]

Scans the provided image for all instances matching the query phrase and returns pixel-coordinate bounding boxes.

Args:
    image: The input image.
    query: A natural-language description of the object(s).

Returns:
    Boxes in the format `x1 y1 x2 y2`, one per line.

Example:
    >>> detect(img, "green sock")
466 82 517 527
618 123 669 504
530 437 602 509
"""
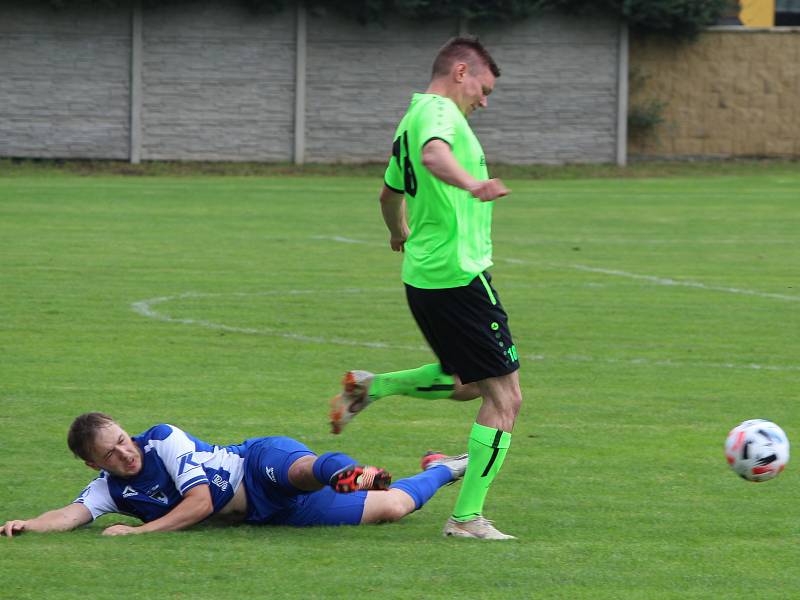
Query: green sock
368 363 455 401
452 422 512 521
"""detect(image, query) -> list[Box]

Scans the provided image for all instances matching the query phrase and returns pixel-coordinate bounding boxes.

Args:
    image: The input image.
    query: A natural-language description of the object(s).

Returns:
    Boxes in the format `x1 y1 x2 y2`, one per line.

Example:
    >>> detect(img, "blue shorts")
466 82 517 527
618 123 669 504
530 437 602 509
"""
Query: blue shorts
238 436 367 527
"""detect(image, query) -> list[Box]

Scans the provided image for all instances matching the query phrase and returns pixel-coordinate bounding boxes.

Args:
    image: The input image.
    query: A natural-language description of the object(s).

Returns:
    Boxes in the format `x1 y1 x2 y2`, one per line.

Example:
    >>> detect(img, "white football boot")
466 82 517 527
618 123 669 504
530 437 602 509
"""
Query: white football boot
329 370 374 434
420 451 469 481
443 516 516 540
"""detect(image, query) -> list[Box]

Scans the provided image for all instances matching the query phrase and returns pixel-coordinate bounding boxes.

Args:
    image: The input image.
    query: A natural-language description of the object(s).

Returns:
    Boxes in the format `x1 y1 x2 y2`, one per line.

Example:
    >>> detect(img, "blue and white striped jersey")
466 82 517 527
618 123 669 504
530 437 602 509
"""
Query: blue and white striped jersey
73 424 245 523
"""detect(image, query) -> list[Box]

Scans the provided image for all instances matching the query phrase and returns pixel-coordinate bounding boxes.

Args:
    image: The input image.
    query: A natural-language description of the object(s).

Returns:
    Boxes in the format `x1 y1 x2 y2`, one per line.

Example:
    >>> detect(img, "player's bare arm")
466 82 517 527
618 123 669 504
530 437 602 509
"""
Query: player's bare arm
102 484 213 536
379 185 409 252
421 139 509 202
1 503 92 538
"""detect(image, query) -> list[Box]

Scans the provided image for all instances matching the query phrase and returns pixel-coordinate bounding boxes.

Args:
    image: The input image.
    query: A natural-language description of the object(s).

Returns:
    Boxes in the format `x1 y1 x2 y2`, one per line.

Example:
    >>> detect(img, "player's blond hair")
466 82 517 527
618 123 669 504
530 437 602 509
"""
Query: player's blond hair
68 412 117 460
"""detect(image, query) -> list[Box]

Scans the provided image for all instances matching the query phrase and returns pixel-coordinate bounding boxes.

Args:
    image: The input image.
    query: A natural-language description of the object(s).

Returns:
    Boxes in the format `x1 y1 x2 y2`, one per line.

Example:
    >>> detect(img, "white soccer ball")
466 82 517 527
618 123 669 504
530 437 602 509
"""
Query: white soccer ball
725 419 790 482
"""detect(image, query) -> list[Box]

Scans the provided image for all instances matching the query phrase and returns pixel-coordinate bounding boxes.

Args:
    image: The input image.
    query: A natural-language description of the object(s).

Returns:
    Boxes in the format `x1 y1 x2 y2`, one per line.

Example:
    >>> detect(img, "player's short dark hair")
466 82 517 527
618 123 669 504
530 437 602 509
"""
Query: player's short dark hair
68 412 116 460
431 36 501 79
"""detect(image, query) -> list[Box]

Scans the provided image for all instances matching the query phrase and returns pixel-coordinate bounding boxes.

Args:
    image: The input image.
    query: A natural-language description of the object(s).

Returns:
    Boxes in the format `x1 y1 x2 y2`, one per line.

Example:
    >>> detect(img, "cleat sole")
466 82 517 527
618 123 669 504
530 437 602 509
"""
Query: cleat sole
329 393 345 435
331 466 392 493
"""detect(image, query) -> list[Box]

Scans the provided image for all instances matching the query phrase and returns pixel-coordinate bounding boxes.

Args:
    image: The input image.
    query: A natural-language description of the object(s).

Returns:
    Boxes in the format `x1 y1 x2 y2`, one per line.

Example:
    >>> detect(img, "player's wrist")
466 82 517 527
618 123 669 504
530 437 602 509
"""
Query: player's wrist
387 223 406 237
464 178 483 192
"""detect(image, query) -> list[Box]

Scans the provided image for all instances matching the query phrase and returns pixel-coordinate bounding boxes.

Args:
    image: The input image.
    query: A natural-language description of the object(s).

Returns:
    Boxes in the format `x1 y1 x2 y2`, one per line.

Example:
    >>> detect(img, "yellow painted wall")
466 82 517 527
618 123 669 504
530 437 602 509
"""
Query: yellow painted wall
628 30 800 158
740 0 775 27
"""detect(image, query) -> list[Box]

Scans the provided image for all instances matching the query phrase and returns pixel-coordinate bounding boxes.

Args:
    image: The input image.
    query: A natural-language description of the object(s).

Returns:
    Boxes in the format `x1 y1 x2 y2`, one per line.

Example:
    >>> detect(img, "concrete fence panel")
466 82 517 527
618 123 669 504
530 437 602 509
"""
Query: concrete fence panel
473 15 621 164
140 3 296 161
0 2 131 159
0 1 625 165
304 12 456 164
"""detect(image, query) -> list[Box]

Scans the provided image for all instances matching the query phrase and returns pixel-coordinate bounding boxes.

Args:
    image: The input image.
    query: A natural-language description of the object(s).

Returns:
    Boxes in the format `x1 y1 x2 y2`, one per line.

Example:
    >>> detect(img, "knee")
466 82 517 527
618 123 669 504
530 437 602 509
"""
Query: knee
287 460 302 481
495 387 522 416
509 386 523 416
376 494 414 523
453 380 481 401
496 385 522 424
287 454 318 490
384 497 412 522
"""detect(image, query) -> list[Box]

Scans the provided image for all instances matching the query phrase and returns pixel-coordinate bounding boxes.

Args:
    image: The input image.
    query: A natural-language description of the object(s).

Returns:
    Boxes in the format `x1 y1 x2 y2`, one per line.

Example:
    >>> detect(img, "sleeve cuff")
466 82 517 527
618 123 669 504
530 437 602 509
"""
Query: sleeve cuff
422 136 452 148
384 181 404 194
180 476 209 494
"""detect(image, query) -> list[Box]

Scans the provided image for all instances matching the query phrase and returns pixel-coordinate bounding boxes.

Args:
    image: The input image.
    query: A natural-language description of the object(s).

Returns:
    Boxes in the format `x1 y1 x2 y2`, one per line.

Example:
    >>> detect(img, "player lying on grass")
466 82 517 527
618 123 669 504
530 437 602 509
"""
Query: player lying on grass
1 412 466 537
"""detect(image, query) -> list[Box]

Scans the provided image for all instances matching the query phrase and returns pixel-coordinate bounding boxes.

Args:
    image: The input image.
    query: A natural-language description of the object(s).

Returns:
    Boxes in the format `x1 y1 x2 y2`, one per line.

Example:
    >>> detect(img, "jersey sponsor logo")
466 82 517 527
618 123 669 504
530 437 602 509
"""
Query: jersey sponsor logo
480 155 486 166
122 485 138 498
146 485 169 504
150 491 169 504
178 452 201 475
77 486 91 500
265 466 276 483
211 474 229 491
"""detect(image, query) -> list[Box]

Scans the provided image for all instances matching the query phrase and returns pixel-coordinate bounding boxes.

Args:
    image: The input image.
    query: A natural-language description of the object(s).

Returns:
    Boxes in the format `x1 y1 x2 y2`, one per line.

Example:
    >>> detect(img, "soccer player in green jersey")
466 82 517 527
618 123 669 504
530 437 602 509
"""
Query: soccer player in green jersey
330 37 522 540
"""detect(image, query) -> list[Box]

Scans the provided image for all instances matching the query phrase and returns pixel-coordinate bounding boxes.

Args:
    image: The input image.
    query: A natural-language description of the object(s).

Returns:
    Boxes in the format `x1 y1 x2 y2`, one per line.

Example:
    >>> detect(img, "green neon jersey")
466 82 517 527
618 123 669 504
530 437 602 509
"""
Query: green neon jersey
384 93 493 289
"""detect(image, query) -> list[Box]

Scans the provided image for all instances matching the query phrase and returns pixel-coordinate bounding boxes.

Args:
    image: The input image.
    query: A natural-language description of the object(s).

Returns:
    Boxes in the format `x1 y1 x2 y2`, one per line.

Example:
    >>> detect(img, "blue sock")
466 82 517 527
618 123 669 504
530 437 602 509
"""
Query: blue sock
390 465 452 510
312 452 357 484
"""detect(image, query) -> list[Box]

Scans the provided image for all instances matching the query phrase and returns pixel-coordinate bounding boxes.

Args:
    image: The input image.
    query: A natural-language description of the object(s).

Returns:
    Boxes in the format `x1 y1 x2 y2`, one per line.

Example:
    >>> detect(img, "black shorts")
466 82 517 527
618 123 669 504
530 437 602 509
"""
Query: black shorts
405 271 520 385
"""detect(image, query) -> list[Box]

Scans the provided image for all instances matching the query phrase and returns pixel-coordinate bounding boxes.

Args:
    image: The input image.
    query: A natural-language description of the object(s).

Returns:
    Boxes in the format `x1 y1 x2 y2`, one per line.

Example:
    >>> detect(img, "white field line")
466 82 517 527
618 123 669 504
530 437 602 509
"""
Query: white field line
310 235 374 245
130 291 426 352
131 291 800 373
311 234 799 302
525 353 800 373
504 238 797 246
570 264 799 302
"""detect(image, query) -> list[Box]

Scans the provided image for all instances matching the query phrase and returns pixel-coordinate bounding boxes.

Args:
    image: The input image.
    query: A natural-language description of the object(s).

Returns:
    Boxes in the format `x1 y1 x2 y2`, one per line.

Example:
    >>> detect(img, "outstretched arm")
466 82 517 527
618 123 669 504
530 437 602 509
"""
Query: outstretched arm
421 139 509 202
102 484 213 536
1 503 93 538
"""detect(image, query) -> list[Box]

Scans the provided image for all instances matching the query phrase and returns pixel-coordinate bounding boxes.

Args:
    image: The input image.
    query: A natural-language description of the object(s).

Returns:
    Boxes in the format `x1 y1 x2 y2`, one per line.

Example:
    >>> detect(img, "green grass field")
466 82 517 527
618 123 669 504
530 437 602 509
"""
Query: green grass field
1 164 798 599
